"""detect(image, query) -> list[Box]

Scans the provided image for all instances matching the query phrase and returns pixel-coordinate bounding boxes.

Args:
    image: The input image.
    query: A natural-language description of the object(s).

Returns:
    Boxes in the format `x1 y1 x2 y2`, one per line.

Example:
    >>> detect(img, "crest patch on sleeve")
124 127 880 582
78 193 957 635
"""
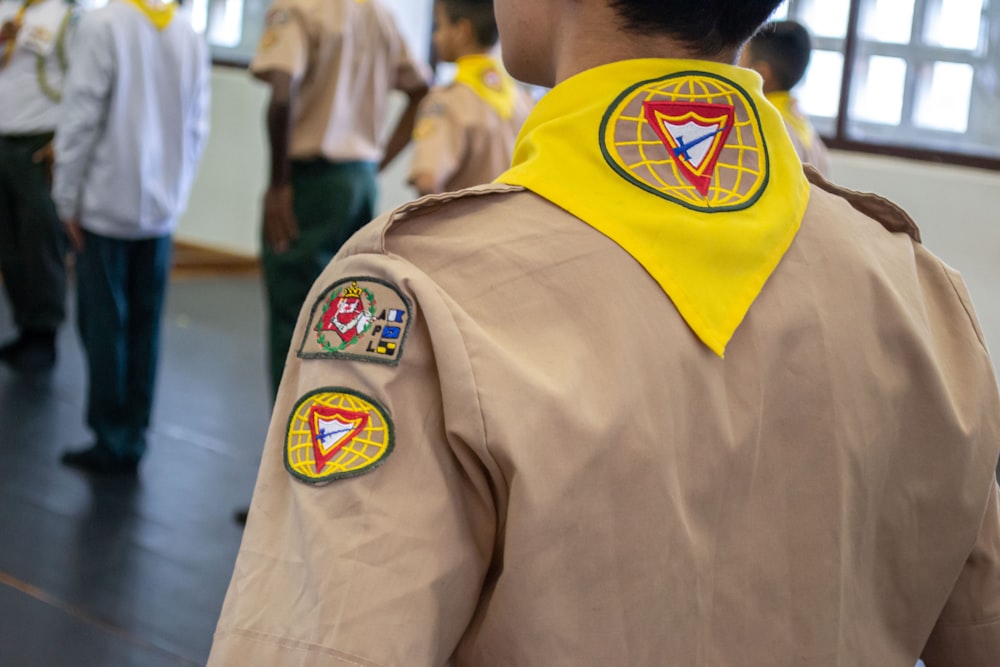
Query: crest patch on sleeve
298 277 413 366
284 388 394 485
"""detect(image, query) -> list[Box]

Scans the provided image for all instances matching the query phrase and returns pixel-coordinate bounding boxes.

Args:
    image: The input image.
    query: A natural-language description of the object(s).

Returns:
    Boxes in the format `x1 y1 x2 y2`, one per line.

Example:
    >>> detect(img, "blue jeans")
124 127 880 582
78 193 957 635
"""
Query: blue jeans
76 231 172 461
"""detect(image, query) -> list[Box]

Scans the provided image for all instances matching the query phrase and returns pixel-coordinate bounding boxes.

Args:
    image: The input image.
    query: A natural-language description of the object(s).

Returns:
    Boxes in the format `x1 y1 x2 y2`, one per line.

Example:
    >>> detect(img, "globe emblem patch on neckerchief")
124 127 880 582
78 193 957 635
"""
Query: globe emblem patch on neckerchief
600 71 769 212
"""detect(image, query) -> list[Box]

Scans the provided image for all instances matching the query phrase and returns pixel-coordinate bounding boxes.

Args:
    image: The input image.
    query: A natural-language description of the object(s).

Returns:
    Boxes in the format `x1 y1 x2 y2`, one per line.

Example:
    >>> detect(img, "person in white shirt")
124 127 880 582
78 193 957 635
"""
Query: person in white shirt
52 0 210 473
0 0 76 372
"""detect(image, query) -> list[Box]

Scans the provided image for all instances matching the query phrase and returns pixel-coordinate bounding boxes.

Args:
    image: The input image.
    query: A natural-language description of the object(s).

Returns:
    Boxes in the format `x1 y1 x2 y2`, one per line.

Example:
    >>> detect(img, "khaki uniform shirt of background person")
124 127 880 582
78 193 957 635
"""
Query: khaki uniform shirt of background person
408 54 533 194
207 51 1000 665
249 0 429 164
767 89 831 175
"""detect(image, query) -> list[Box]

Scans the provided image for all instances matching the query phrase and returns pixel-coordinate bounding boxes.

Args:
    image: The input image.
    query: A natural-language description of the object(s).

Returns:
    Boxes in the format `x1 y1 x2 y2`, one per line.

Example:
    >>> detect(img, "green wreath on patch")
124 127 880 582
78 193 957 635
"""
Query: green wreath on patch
314 286 378 355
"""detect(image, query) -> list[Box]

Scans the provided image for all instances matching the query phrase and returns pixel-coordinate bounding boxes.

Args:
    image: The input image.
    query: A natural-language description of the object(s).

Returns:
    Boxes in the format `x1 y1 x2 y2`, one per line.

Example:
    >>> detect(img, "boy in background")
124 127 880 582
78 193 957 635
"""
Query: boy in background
54 0 210 472
250 0 430 398
742 20 830 174
0 0 75 372
408 0 532 195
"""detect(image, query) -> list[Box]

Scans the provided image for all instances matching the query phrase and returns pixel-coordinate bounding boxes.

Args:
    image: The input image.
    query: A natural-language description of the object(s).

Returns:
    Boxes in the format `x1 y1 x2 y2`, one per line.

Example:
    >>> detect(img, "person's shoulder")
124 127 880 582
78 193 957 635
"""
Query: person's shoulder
803 165 921 243
339 184 560 260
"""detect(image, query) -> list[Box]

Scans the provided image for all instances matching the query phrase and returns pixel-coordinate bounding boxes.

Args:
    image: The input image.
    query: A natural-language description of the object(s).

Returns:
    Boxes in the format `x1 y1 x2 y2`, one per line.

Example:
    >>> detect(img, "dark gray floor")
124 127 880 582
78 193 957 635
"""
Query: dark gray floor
0 276 270 665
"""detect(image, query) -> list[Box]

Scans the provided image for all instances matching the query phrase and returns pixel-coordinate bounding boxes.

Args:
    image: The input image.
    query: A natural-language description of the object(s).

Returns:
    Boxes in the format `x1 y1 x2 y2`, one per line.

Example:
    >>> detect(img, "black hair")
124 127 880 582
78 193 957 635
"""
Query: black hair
440 0 499 48
746 21 813 90
609 0 785 57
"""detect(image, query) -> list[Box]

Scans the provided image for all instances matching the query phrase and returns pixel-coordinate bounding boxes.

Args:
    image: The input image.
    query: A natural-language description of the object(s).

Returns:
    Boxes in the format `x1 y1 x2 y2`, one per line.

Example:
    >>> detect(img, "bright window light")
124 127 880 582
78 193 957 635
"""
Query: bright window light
797 50 844 118
771 1 790 20
206 0 244 48
798 0 852 38
924 0 984 50
852 55 907 125
861 0 915 44
914 61 974 132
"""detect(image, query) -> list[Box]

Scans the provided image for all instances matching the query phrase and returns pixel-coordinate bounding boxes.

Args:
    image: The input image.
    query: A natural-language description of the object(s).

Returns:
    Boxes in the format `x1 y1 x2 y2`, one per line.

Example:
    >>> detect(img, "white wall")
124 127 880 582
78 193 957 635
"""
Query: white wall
828 151 1000 361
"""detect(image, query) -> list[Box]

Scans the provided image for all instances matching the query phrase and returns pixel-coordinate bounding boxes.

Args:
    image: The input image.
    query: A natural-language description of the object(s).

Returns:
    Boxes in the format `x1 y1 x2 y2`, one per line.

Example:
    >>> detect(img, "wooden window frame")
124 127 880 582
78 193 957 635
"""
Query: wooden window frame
780 0 1000 170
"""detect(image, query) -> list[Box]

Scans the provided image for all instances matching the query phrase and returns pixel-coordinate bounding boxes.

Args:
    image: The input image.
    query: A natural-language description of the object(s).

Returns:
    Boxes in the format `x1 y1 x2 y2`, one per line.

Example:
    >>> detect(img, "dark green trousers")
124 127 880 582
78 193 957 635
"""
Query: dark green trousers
262 159 377 396
0 132 67 335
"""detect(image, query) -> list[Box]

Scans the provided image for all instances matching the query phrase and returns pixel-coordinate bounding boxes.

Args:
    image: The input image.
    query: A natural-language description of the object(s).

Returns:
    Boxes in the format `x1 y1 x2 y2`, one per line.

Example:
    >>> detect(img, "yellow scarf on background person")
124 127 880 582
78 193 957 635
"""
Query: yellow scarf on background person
1 0 39 69
122 0 175 30
453 53 517 119
766 90 815 150
497 59 810 357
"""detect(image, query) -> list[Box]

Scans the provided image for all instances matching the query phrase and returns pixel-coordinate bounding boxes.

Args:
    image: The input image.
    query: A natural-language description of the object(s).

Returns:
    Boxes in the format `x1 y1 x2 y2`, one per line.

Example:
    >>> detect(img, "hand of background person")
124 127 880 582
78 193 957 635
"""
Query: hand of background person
262 183 298 253
0 19 21 43
32 142 54 184
64 218 84 253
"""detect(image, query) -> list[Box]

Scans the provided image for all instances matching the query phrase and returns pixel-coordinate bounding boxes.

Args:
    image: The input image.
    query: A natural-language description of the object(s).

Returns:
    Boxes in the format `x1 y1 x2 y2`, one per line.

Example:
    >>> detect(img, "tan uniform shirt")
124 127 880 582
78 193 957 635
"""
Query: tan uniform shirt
768 91 831 176
210 166 1000 664
408 80 533 193
249 0 429 163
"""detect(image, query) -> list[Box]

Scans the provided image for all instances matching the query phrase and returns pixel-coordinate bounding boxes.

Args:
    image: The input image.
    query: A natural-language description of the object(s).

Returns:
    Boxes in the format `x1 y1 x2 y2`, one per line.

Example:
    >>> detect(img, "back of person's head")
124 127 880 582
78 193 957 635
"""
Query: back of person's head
745 21 813 90
609 0 785 57
440 0 498 49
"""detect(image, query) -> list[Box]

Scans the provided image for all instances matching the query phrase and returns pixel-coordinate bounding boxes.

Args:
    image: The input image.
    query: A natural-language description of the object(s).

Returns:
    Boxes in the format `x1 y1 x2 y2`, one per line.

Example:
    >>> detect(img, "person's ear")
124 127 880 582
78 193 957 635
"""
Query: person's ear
456 17 475 45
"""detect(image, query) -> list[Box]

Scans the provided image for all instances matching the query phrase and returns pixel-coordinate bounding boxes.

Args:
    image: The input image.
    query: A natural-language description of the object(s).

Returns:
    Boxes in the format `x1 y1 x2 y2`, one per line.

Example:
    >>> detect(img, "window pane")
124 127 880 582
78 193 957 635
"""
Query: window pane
861 0 915 44
771 1 790 20
914 62 974 132
797 50 844 118
797 0 851 38
924 0 984 50
851 56 907 125
206 0 245 48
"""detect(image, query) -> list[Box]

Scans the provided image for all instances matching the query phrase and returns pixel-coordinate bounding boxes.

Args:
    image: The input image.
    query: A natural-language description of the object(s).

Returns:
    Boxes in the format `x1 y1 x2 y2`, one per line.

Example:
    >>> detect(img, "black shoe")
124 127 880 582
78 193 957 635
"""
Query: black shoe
0 336 25 362
233 508 249 526
61 444 139 475
0 333 56 372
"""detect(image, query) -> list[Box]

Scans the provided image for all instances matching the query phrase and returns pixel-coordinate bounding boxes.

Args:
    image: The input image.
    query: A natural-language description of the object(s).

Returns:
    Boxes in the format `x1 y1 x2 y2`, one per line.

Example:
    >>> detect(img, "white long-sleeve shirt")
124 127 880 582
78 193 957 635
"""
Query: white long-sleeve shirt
53 0 210 238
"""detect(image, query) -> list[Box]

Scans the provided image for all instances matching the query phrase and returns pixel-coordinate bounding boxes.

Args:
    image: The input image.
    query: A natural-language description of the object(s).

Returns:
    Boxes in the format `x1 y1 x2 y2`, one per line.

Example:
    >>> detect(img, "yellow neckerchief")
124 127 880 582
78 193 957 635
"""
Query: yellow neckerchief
766 90 814 150
497 58 810 357
121 0 176 31
1 0 40 69
452 53 517 119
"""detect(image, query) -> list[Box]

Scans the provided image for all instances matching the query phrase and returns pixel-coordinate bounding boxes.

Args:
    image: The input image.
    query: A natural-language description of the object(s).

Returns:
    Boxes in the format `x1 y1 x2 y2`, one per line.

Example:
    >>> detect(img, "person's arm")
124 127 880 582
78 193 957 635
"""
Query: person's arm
921 480 1000 664
256 69 297 253
379 83 428 172
407 92 464 196
52 13 113 250
208 254 495 665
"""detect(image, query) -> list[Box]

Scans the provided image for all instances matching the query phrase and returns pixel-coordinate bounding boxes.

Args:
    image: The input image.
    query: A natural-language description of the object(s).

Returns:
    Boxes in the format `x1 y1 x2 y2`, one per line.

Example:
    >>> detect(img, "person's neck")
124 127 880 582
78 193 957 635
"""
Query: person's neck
551 6 737 86
452 45 492 62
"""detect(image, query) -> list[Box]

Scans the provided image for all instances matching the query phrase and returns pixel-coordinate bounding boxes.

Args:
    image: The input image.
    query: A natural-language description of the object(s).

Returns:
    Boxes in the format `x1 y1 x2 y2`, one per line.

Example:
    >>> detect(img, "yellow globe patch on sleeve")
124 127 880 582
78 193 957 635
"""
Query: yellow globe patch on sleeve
284 388 394 485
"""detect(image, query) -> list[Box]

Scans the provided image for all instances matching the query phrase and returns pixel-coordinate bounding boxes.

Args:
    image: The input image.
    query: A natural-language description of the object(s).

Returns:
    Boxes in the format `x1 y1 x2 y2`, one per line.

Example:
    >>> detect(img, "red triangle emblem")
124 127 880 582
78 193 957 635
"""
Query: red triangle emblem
309 406 369 473
643 101 736 196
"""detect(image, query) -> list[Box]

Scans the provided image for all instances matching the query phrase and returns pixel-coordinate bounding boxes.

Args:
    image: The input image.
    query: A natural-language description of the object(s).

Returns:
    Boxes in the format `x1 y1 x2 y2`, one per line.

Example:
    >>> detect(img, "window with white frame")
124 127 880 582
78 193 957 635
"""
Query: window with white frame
772 0 1000 161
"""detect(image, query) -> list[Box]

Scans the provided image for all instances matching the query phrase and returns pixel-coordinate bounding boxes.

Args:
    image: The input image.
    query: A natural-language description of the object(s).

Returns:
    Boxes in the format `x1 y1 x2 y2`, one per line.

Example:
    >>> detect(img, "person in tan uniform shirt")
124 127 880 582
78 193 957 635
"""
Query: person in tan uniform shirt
250 0 431 396
408 0 532 195
741 20 831 175
210 0 1000 664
